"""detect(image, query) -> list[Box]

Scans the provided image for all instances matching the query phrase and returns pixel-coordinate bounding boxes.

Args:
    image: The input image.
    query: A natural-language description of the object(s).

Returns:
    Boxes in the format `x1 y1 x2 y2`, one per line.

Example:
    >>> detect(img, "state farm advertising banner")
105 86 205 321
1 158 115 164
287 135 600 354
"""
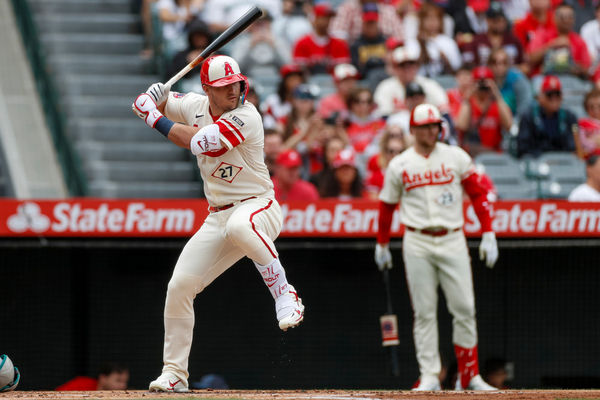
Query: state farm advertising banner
0 199 598 238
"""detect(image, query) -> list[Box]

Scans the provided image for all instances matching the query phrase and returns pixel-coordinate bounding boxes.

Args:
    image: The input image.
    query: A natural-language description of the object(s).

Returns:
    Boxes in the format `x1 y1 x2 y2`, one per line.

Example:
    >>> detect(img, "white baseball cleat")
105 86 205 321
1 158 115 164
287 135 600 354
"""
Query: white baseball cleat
456 374 497 391
412 374 441 391
149 372 189 393
276 285 305 331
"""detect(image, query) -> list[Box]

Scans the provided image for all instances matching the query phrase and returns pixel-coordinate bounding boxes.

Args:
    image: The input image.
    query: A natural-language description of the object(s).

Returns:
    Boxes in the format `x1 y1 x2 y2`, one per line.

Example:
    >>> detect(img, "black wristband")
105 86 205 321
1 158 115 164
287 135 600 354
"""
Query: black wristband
155 117 175 138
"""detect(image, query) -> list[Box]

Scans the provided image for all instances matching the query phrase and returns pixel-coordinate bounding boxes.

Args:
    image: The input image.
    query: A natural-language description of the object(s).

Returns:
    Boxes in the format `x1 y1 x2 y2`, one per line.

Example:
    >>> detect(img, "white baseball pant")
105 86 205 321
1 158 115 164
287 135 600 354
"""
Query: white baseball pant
160 197 284 380
402 229 478 378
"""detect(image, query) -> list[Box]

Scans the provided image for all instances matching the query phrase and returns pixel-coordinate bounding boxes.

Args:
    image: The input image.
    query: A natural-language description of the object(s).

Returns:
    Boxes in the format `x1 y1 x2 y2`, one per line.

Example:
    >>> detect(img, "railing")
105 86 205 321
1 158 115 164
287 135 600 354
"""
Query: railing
9 0 88 196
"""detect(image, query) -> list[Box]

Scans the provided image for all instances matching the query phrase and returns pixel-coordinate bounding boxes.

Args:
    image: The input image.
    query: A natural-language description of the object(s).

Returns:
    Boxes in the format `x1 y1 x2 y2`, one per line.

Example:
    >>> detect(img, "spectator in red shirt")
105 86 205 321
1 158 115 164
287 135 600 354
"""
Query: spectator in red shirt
292 3 351 75
447 66 474 121
526 2 591 78
56 363 129 391
514 0 555 49
318 63 360 119
576 88 600 159
272 149 320 201
318 148 366 199
456 66 513 155
364 126 407 198
344 87 386 153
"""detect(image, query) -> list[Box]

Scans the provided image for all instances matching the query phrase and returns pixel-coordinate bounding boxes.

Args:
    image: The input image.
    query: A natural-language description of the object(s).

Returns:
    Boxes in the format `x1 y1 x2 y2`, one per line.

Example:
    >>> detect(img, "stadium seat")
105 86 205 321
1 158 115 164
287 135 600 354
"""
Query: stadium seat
433 74 456 90
308 74 336 98
537 180 581 199
537 152 586 183
474 152 537 199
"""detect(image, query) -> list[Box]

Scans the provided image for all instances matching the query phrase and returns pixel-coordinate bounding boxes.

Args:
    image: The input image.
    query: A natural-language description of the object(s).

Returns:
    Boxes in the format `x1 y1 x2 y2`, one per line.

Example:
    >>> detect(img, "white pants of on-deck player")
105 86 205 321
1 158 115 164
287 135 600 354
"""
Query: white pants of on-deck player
402 229 478 377
161 197 283 379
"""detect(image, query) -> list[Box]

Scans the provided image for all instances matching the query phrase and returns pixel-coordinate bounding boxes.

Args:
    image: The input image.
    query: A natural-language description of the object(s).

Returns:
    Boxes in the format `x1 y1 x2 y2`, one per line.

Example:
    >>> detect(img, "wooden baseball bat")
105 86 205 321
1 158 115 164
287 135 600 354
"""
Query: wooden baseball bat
165 6 263 87
381 268 400 377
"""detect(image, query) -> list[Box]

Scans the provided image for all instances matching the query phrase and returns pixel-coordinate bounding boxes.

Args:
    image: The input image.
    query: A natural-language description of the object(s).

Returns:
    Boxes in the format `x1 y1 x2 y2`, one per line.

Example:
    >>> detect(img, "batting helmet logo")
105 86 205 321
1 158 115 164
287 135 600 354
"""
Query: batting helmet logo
200 55 249 103
410 103 443 127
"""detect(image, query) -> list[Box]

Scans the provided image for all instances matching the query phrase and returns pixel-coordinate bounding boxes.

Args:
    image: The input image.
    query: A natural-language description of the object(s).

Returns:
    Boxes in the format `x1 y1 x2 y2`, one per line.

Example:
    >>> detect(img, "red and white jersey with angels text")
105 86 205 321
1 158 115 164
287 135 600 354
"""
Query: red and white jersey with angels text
165 91 274 207
379 142 475 230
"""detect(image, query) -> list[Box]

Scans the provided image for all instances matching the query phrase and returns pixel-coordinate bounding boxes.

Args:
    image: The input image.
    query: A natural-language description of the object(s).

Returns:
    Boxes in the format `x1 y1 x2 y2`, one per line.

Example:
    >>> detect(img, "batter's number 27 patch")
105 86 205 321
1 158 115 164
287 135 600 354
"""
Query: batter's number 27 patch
211 162 243 183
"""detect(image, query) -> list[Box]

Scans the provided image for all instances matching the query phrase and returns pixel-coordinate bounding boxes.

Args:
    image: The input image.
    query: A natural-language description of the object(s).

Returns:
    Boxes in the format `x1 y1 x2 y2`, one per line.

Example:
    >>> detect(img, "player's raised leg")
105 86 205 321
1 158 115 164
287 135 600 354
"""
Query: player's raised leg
225 198 304 331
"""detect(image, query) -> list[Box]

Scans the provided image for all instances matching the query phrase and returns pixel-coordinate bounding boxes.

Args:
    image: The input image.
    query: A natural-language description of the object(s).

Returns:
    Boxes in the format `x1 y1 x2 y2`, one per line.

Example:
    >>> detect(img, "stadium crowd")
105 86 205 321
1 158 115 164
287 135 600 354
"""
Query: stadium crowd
141 0 600 201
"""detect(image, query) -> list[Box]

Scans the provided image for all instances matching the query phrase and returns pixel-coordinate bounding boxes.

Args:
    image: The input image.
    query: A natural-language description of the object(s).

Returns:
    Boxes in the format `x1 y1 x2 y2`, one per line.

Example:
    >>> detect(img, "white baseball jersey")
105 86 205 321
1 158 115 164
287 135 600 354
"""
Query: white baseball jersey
379 142 474 229
165 92 274 207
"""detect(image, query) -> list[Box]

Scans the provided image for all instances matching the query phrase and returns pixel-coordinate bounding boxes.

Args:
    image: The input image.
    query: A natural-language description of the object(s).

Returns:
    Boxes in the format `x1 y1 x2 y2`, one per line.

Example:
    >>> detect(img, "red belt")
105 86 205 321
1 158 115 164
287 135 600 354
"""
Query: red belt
208 196 257 213
406 226 460 237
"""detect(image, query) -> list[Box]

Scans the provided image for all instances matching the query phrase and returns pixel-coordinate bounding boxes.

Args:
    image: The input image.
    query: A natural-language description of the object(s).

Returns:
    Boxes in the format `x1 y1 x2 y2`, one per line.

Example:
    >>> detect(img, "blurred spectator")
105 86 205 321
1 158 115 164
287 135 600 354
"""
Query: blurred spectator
481 358 510 389
374 45 448 116
568 154 600 200
245 85 261 111
526 2 591 78
330 0 403 43
448 66 474 120
203 0 281 33
514 0 555 49
156 0 204 53
167 19 213 81
517 75 577 157
576 89 600 158
319 64 360 119
364 126 407 198
139 0 158 57
454 0 490 41
345 87 386 153
230 11 290 79
310 136 347 189
456 66 513 155
261 64 305 129
349 4 388 83
292 3 351 75
460 2 526 72
272 149 320 201
318 148 366 199
402 0 455 42
272 0 313 49
56 363 129 391
580 3 600 63
404 2 462 77
488 48 533 118
264 128 284 176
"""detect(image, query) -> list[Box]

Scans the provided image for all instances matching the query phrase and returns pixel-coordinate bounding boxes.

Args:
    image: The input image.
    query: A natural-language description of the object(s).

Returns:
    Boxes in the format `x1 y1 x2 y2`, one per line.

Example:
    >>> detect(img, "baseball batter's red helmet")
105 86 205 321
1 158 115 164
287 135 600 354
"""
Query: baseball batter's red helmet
409 103 443 127
200 55 249 103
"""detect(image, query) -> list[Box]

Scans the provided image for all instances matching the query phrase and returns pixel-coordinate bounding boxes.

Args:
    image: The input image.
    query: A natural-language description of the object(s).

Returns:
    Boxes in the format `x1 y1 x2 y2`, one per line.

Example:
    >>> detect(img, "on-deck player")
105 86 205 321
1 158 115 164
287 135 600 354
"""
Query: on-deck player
374 104 499 391
132 55 305 393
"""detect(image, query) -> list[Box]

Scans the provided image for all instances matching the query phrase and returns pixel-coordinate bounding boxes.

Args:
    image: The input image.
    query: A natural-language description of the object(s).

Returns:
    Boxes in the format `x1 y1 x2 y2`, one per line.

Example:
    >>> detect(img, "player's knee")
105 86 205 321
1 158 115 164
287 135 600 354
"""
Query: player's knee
224 218 252 243
167 273 205 298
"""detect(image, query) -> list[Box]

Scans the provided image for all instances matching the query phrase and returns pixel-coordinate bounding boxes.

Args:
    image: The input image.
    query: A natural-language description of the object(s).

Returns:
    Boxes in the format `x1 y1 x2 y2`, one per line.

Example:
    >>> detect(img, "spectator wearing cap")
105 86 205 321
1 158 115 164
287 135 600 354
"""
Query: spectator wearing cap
516 75 577 157
526 2 591 78
488 48 533 118
349 4 388 84
272 149 320 201
404 1 462 77
580 3 600 64
456 66 513 155
272 0 313 49
330 0 403 44
318 64 360 119
167 18 214 82
374 45 448 116
344 87 386 154
514 0 556 50
318 148 366 199
568 154 600 201
230 10 291 80
576 88 600 159
260 64 305 129
460 2 526 71
292 3 351 75
453 0 491 43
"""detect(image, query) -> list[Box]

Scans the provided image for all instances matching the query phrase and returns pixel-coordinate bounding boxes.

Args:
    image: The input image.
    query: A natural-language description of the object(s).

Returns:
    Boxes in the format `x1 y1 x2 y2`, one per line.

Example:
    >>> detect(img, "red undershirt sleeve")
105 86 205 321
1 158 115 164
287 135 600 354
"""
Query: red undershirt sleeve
377 201 397 244
461 173 494 233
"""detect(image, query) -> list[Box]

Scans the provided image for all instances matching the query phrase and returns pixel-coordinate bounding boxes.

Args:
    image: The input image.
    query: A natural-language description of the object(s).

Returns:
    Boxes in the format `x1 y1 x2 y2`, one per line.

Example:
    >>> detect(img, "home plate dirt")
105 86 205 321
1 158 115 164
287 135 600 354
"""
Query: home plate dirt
2 390 600 400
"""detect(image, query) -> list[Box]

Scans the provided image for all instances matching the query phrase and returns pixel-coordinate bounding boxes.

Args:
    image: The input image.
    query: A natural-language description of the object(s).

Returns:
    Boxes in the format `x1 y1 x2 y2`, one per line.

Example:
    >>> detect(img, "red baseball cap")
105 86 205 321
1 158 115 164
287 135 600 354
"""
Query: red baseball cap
276 149 302 168
279 64 303 78
332 148 356 168
313 3 336 18
541 75 562 93
472 66 494 81
468 0 490 12
362 3 379 21
385 37 404 51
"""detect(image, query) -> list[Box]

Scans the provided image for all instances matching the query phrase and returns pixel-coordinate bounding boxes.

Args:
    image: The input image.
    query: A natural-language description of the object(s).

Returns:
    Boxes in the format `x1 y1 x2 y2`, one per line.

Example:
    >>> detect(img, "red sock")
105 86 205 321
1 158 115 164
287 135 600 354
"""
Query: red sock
454 344 480 388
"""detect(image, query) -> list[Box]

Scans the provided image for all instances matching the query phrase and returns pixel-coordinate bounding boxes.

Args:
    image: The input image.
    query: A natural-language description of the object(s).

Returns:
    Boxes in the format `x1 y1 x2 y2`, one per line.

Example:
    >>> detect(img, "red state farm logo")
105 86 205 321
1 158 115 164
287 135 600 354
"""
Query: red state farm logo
7 202 50 233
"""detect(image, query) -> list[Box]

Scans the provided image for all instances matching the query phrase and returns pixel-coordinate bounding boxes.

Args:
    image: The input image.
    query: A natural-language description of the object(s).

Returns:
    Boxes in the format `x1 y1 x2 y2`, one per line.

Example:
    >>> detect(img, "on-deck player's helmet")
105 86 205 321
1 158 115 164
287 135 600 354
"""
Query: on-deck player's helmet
200 55 249 104
409 103 443 127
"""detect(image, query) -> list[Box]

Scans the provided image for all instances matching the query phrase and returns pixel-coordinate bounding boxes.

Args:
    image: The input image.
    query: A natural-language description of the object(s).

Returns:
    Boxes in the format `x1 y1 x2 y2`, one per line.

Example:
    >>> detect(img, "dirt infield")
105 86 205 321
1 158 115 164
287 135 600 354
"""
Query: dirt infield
2 390 600 400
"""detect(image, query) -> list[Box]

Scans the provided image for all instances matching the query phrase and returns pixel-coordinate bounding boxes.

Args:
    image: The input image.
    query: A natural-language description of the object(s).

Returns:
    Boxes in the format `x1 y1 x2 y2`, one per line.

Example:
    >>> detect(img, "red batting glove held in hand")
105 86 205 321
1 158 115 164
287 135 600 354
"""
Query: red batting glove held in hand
132 93 163 128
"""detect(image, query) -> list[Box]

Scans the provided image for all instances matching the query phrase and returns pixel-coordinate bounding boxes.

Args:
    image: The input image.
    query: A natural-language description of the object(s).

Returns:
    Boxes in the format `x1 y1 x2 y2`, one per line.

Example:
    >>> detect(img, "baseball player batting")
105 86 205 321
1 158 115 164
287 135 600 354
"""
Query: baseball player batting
132 55 305 393
374 104 499 391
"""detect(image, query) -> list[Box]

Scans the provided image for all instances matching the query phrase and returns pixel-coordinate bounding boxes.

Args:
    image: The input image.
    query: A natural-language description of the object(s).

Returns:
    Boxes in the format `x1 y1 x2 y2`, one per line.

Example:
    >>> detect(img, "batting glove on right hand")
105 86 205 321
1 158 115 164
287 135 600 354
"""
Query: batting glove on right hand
146 82 171 105
375 243 393 271
479 231 498 268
